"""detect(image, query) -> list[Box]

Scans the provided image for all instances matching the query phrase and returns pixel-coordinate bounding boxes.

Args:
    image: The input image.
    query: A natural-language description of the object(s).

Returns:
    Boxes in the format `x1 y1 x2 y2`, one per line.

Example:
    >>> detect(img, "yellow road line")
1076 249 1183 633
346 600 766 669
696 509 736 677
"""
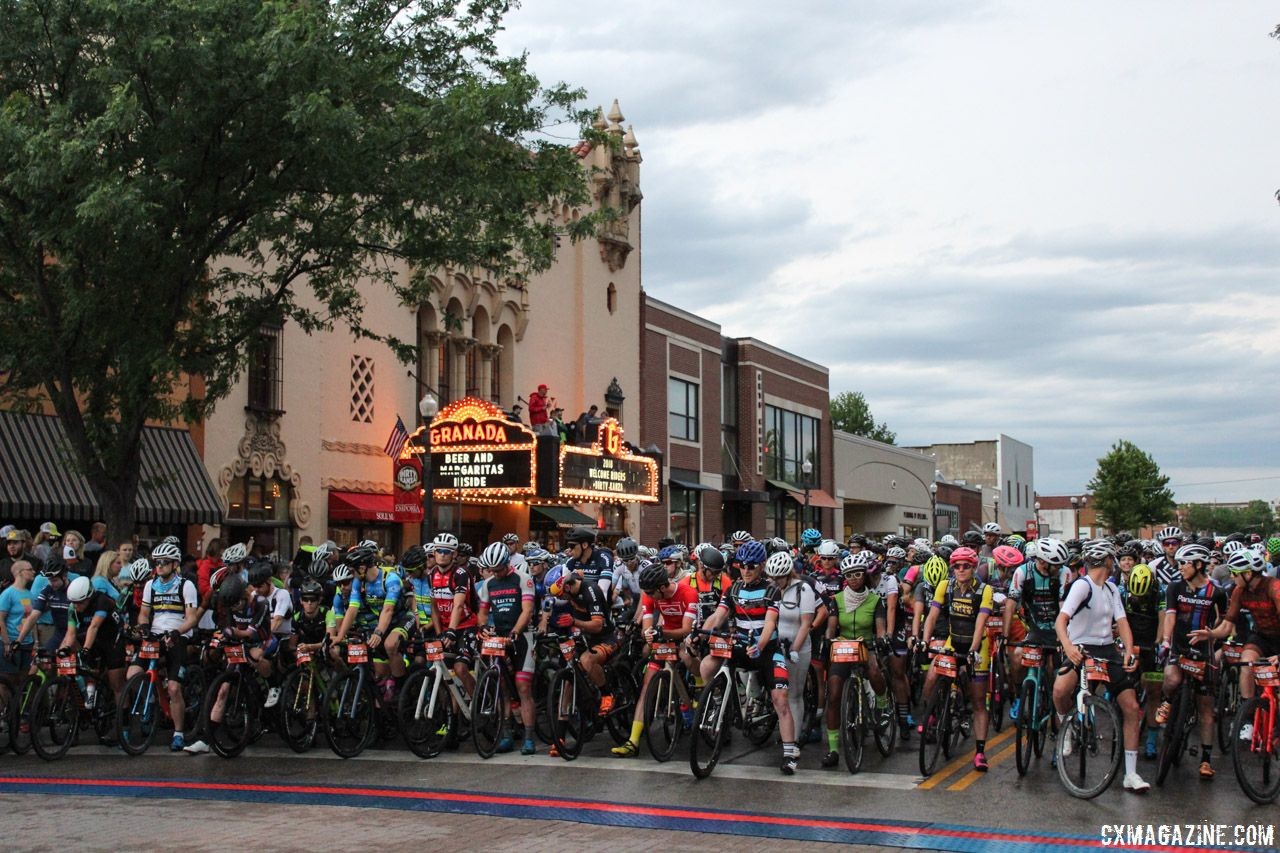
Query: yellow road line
917 726 1014 789
947 739 1018 791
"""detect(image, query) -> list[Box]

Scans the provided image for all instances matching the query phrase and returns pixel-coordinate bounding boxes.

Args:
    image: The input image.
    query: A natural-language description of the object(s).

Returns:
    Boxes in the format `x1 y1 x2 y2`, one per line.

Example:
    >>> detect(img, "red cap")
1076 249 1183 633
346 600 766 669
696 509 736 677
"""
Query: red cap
538 384 548 391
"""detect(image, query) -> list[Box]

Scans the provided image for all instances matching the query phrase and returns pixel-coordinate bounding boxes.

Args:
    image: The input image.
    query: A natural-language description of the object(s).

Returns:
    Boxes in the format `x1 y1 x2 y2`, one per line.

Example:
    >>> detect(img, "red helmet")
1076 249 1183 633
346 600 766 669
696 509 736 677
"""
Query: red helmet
949 547 978 566
992 545 1024 569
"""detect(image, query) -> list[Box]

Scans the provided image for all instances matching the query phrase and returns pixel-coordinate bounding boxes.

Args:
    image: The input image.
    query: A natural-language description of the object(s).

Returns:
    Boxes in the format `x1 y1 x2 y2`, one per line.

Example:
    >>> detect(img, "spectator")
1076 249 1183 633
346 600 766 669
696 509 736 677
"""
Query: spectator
0 560 36 685
550 407 568 442
573 405 599 444
117 540 136 567
529 384 555 436
197 539 224 600
32 522 61 565
91 550 122 604
83 521 108 564
1 530 31 588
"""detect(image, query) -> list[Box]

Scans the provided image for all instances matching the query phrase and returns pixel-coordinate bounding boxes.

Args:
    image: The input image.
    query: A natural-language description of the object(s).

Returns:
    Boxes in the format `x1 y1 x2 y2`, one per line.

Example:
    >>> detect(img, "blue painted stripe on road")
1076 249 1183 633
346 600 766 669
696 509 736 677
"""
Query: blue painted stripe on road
0 776 1264 853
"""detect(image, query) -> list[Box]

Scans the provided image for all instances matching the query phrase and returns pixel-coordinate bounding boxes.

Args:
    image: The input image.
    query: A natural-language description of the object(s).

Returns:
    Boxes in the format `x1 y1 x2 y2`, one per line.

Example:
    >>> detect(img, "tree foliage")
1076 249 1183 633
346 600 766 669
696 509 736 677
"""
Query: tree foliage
0 0 601 535
1087 440 1176 533
830 391 896 445
1182 500 1275 535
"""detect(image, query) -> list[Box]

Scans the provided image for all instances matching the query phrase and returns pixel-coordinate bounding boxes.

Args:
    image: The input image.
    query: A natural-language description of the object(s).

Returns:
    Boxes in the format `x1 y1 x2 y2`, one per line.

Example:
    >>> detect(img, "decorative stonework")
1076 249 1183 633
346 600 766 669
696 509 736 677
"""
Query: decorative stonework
590 101 643 272
217 414 311 527
320 477 392 495
320 439 385 457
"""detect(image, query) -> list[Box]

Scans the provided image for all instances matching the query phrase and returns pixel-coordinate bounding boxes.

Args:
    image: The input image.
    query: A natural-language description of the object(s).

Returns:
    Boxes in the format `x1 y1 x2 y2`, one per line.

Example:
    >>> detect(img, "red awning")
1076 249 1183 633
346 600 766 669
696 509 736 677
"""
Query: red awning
784 487 841 510
328 491 396 523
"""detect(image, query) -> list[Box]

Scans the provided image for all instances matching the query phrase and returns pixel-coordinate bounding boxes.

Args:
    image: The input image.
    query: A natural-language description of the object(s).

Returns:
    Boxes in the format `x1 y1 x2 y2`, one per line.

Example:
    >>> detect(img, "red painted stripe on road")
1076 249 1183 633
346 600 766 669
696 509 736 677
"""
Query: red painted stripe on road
0 775 1227 852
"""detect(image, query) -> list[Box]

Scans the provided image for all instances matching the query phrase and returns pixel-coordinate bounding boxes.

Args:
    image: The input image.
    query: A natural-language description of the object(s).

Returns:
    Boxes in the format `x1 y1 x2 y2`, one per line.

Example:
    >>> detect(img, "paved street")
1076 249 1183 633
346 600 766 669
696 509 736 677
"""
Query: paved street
2 724 1276 852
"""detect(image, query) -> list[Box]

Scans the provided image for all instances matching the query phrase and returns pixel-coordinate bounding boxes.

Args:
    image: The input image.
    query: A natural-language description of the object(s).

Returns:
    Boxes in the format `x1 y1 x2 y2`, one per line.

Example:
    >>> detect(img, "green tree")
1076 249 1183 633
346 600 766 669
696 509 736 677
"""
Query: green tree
0 0 601 537
1087 440 1176 533
830 391 896 444
1183 500 1275 535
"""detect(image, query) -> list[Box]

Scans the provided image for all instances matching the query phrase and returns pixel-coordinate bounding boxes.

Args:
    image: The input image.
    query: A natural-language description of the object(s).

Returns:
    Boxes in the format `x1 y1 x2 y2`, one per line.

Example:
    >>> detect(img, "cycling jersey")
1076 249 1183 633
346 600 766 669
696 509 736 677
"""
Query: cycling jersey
684 571 731 626
141 575 198 637
478 569 535 636
640 582 698 633
220 595 269 642
1010 564 1063 634
915 581 948 638
566 548 612 594
1062 576 1124 646
406 575 433 628
832 588 882 641
1164 578 1227 652
931 578 993 648
348 571 405 630
68 591 120 645
31 583 73 641
293 608 328 645
567 580 612 632
773 579 818 653
429 566 477 630
715 578 780 639
1149 555 1179 591
262 584 294 635
1121 587 1160 649
1224 576 1280 638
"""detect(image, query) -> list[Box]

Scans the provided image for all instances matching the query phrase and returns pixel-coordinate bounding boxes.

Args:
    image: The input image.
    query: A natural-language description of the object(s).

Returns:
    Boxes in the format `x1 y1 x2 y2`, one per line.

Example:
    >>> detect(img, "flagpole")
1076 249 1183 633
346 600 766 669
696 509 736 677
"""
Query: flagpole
408 369 442 546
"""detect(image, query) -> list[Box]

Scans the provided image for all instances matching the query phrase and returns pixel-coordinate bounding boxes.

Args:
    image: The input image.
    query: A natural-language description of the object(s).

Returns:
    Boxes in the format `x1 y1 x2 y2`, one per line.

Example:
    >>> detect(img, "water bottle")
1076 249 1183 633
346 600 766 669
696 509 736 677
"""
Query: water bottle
85 682 97 709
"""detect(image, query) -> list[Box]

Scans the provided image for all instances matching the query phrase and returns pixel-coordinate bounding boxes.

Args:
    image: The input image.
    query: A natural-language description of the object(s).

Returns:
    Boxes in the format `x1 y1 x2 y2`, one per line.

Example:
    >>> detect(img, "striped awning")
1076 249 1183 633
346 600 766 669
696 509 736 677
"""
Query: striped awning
0 412 223 525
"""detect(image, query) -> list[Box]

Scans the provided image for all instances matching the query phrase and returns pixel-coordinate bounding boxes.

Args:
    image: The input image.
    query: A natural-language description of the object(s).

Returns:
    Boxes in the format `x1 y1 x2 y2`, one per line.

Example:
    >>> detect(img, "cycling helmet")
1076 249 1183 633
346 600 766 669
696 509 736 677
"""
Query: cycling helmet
638 563 668 591
940 534 959 546
526 547 550 564
565 526 596 544
729 530 752 545
299 579 325 599
161 535 181 546
501 533 520 547
992 545 1024 569
1251 542 1267 556
982 522 1002 536
307 543 335 578
922 556 949 589
1006 533 1025 546
800 528 823 549
432 532 459 551
330 564 354 583
771 537 789 553
657 545 682 563
1116 543 1139 560
218 576 247 606
479 542 511 570
838 553 867 575
1037 538 1069 566
1082 539 1117 564
1155 525 1183 543
127 557 152 584
849 550 876 569
699 547 725 571
1222 540 1246 557
615 538 638 560
247 562 273 585
764 551 794 577
151 541 182 563
848 534 868 547
949 547 978 566
1127 565 1154 597
816 540 840 558
1022 539 1040 560
1267 536 1280 554
1227 549 1266 575
885 546 906 562
67 576 92 603
400 545 428 571
343 543 378 568
913 544 934 563
208 566 230 591
222 542 249 565
736 540 766 566
961 531 983 548
1174 543 1211 565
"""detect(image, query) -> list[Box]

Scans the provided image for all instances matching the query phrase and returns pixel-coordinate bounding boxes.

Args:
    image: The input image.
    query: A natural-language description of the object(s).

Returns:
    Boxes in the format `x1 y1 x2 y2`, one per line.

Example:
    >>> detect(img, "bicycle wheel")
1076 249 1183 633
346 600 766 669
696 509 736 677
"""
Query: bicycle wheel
1032 678 1051 758
800 663 820 745
643 668 681 762
91 681 118 745
1215 675 1238 753
841 677 865 774
1056 692 1123 799
9 673 44 755
1015 678 1037 776
918 688 946 776
989 650 1006 734
940 683 959 760
182 666 206 734
471 665 506 759
205 670 253 758
742 675 777 747
1231 696 1280 804
603 665 639 746
399 667 447 759
323 669 374 758
532 660 559 744
116 671 159 755
279 667 321 753
548 667 588 760
31 677 79 761
1156 685 1190 786
690 674 731 779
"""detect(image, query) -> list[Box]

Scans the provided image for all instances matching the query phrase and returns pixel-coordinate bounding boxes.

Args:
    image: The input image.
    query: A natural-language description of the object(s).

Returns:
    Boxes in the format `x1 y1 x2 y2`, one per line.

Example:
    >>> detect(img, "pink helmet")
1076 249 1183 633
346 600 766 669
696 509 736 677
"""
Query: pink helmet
992 545 1024 569
949 547 978 566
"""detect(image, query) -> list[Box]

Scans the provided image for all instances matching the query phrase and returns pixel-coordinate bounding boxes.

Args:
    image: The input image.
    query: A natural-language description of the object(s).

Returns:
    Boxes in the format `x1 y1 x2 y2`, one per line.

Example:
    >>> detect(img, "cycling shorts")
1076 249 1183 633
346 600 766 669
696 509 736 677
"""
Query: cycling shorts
1244 632 1280 659
1004 616 1029 645
0 645 34 676
585 629 622 664
719 640 788 692
1059 643 1137 696
942 633 990 678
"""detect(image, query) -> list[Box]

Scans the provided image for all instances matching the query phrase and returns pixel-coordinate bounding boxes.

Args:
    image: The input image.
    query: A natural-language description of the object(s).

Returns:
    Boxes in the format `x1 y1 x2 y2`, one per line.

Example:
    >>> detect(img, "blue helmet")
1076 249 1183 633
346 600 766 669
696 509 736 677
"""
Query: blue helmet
736 540 766 566
658 545 682 562
801 528 823 548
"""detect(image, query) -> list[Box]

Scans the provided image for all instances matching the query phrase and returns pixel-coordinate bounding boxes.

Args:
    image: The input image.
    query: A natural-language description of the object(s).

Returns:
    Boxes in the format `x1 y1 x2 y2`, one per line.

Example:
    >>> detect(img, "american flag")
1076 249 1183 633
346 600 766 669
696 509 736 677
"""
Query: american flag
383 415 410 458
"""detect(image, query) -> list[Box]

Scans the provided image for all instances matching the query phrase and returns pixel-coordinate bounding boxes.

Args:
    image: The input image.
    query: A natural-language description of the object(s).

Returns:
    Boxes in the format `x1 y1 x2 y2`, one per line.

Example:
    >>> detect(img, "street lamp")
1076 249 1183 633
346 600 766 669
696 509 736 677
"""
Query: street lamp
801 458 813 532
1070 495 1079 539
1081 494 1089 538
929 482 939 540
419 392 439 545
1033 500 1042 538
993 494 1000 530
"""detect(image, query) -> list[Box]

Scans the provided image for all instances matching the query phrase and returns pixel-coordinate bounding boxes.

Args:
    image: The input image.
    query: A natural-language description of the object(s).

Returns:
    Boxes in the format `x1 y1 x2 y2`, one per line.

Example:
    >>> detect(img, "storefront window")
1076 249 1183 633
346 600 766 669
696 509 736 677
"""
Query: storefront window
765 498 801 544
668 378 699 442
763 405 820 484
225 473 293 559
669 486 700 544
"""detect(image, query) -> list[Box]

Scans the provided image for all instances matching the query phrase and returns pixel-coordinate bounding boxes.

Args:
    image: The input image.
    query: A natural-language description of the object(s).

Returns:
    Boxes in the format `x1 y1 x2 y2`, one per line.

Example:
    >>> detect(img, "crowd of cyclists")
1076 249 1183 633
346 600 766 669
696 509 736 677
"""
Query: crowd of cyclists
0 519 1277 802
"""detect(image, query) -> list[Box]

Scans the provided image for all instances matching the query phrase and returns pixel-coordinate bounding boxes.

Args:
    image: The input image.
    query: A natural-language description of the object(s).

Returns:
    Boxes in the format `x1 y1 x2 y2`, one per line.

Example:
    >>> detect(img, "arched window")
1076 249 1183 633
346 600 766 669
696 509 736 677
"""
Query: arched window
607 282 617 314
496 324 515 407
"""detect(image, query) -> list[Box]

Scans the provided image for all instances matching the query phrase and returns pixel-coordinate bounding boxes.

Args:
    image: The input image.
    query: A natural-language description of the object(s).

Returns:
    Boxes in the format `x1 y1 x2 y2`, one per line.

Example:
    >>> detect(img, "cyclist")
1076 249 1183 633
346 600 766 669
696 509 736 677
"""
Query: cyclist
549 567 617 713
657 545 685 585
62 575 126 698
1052 539 1147 793
0 560 36 704
912 555 951 646
1149 526 1185 593
335 542 414 702
1199 548 1280 743
809 540 843 724
428 532 477 699
399 545 432 642
565 526 612 599
611 537 641 622
822 551 888 767
613 562 698 757
681 544 731 675
475 541 537 755
768 548 818 767
124 541 198 750
1122 565 1164 758
1155 542 1227 780
292 579 330 660
326 564 355 666
500 533 528 574
979 522 1002 567
921 546 994 771
1005 538 1069 721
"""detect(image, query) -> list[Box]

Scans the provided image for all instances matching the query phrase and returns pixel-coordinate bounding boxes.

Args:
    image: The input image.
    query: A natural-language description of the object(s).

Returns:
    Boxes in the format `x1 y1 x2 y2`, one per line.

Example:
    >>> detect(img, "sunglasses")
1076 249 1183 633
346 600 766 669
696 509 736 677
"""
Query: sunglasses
661 559 678 566
819 556 837 562
300 596 321 604
843 570 866 579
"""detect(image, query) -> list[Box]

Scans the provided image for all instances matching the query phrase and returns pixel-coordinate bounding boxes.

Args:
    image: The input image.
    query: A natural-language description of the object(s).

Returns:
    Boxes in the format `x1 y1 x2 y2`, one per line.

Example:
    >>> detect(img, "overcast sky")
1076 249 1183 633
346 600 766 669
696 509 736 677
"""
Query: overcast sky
498 2 1280 503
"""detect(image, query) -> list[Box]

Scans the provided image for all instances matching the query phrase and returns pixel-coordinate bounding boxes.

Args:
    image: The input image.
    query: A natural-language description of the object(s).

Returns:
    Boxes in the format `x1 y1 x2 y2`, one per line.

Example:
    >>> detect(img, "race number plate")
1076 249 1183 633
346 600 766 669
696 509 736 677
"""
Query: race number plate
480 637 508 657
651 642 679 662
1223 644 1243 664
1254 664 1279 686
1084 657 1109 683
986 617 1003 633
347 643 368 664
140 640 161 660
709 636 733 659
295 648 313 665
830 639 864 664
424 640 445 662
928 638 948 656
1019 646 1043 665
1178 656 1207 680
559 639 575 661
225 644 248 665
56 656 77 676
935 654 958 677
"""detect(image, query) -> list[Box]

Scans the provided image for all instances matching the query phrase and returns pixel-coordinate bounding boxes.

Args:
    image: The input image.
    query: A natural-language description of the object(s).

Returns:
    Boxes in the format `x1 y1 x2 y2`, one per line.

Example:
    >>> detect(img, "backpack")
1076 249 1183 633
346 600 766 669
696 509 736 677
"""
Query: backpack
1067 577 1119 617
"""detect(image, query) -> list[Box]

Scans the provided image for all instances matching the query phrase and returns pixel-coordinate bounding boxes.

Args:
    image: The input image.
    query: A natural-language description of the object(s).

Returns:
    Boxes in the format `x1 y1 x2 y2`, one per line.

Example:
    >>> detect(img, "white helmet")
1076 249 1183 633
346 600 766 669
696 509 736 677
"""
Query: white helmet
1221 541 1246 556
940 534 959 546
151 542 181 563
816 540 840 558
1082 539 1117 564
764 551 794 578
1174 543 1211 564
1155 526 1183 542
982 523 1002 536
479 541 511 570
331 564 354 583
67 575 93 603
222 542 249 564
1037 538 1069 566
432 532 459 551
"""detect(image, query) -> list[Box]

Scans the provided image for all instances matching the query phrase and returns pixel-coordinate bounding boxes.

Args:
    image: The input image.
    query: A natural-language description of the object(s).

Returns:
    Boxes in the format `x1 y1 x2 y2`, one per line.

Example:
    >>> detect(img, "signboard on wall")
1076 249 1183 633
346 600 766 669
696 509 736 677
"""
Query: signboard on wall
559 417 659 503
406 398 537 498
392 457 424 522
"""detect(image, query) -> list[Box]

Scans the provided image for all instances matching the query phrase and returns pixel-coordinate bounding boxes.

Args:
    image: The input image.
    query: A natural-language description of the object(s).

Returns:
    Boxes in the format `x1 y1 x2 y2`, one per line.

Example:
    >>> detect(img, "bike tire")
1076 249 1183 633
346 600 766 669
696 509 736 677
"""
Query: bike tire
532 660 559 744
279 667 321 753
1015 678 1037 777
399 667 447 759
547 667 587 760
9 673 45 755
31 677 79 761
1156 685 1190 786
940 683 958 760
91 681 118 745
1056 692 1122 799
800 663 820 746
115 671 159 756
205 670 254 758
1215 675 1238 754
643 668 681 762
604 665 639 746
471 665 506 759
690 674 731 779
323 668 374 758
1230 696 1280 805
841 677 865 774
989 651 1006 734
742 671 777 747
872 687 897 757
918 687 946 777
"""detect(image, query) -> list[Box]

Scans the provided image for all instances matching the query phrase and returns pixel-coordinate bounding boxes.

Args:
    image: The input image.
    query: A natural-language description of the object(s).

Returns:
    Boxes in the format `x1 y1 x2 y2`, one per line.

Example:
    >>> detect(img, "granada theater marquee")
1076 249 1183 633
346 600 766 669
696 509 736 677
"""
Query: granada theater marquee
393 397 658 543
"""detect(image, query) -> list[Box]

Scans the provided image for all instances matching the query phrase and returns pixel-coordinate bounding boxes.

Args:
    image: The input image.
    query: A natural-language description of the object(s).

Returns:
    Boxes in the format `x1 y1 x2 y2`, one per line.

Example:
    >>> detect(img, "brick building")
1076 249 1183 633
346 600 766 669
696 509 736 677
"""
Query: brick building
932 479 984 538
639 296 837 545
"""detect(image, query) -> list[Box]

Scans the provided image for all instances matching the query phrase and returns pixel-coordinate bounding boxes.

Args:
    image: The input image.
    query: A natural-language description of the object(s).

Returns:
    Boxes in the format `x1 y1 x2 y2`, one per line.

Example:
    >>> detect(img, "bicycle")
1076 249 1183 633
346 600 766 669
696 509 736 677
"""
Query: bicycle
1216 640 1244 751
1229 657 1280 804
29 649 117 760
641 638 695 762
116 633 199 755
473 634 529 758
832 637 895 774
918 638 973 777
7 647 55 754
1012 641 1057 776
1056 650 1124 799
277 641 328 753
546 632 640 761
323 632 389 758
688 631 782 779
1156 646 1214 786
201 634 268 758
398 636 475 759
985 615 1007 733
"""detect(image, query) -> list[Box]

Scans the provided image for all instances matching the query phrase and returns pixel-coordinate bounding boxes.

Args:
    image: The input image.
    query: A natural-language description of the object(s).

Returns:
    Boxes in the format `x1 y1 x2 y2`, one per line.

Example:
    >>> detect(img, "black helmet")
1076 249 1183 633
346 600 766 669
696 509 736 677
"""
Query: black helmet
401 545 428 571
218 576 247 606
638 563 668 592
962 531 983 547
299 579 324 599
848 534 867 547
458 543 474 559
566 526 596 545
698 547 725 571
344 542 378 567
246 562 273 586
615 537 638 560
